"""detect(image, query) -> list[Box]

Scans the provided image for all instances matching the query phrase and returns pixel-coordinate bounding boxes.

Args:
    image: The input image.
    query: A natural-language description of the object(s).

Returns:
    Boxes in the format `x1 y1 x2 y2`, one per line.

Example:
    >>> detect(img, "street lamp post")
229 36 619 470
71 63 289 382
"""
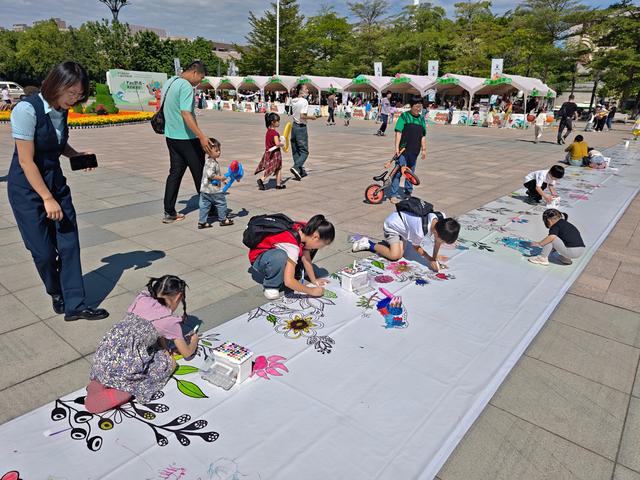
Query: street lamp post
276 0 280 76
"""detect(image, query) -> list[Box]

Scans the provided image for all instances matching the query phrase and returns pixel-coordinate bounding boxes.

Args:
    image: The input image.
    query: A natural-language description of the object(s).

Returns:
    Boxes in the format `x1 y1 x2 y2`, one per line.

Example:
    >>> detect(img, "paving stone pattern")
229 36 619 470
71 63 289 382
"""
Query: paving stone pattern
1 112 638 479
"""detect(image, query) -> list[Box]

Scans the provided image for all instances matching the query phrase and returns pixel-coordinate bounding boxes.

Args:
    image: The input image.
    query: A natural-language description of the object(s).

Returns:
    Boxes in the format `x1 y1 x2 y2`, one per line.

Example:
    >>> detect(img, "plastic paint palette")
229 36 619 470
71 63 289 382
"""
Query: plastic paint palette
201 342 254 390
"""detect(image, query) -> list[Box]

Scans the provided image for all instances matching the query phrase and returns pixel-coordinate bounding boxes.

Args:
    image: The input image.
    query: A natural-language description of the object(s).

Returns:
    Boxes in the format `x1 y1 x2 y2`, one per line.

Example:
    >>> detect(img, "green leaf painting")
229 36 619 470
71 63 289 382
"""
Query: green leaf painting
175 378 208 399
174 365 200 376
371 260 385 270
266 314 277 325
323 289 338 299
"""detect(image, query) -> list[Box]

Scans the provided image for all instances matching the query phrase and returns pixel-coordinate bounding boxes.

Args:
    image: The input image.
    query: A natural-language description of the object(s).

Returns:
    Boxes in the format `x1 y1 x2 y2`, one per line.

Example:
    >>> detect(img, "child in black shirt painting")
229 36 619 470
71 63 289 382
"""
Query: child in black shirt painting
529 209 585 266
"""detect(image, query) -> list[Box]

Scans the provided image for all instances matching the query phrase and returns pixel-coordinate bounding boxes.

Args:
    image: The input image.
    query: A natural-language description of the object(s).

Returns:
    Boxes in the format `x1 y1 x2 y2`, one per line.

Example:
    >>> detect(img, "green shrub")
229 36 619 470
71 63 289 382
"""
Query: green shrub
72 103 84 114
86 83 119 114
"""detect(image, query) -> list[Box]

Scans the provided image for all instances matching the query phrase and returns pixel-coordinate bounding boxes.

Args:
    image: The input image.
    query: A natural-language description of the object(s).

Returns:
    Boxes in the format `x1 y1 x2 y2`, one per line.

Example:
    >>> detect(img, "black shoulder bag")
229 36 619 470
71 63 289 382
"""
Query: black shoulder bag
150 77 178 135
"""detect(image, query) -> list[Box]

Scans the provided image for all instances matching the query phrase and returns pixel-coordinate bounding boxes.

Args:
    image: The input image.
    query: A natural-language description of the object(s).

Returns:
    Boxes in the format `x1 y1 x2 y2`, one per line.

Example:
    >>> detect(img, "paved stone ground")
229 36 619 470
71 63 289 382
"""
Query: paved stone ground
0 111 638 479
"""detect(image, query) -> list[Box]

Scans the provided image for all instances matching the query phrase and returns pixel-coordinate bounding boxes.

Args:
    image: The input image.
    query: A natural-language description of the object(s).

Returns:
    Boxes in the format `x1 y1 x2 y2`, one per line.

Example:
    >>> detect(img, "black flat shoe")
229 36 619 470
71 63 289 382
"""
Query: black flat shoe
65 308 109 322
275 184 287 189
52 294 65 315
257 179 266 190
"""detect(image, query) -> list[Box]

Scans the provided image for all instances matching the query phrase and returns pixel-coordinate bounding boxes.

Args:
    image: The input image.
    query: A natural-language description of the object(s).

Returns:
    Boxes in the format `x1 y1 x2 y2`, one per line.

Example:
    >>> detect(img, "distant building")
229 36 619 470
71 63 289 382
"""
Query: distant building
211 41 241 62
33 17 68 31
128 24 168 39
12 24 28 32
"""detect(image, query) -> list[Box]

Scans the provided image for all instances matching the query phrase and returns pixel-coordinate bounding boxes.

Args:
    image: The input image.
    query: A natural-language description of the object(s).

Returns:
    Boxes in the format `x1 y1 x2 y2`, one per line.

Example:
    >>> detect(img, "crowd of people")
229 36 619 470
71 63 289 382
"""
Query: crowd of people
6 59 625 415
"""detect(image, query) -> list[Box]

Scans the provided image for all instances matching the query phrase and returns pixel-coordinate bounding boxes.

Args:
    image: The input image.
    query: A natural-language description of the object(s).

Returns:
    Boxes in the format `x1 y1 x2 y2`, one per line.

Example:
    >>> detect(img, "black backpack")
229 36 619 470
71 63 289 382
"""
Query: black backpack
242 214 300 249
395 197 443 235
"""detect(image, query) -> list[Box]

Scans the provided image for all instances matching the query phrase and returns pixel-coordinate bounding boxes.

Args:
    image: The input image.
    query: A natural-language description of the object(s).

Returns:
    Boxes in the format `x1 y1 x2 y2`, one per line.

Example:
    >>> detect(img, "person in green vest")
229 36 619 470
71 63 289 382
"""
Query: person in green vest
389 95 426 203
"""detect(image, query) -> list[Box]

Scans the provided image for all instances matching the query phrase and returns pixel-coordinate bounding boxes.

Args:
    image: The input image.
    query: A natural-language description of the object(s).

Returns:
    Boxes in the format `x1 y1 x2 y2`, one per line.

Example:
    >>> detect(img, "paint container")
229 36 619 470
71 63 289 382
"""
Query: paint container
201 342 254 389
339 267 371 294
625 140 630 148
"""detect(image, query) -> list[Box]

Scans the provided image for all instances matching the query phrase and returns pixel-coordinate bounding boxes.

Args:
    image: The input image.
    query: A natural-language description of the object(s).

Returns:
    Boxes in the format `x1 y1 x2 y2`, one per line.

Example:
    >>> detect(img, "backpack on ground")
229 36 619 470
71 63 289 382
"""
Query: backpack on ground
395 197 443 235
242 213 300 249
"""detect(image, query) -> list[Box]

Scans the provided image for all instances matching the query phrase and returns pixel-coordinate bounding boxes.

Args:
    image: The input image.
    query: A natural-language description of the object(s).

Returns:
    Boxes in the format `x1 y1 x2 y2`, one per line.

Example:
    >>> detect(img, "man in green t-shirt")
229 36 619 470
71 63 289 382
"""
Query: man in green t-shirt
389 95 426 202
161 61 214 223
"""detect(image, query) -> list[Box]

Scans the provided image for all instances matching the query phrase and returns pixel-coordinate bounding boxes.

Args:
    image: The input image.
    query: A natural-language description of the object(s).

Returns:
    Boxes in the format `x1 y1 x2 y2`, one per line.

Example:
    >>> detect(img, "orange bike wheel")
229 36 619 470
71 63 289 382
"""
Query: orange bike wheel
401 167 420 186
365 184 384 204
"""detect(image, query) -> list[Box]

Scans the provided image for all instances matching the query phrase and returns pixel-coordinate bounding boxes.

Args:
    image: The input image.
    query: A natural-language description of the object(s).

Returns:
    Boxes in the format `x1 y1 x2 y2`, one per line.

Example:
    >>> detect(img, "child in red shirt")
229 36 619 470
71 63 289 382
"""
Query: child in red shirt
255 112 285 190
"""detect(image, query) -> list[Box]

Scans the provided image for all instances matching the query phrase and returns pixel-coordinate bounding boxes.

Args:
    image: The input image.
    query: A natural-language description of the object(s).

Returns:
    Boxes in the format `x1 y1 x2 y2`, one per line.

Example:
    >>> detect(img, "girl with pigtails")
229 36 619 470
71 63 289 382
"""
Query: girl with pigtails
85 275 199 413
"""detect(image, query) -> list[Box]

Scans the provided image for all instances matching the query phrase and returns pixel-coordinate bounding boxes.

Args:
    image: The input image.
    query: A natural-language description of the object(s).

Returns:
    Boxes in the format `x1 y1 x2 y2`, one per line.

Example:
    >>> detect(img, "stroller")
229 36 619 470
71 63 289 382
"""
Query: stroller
364 150 420 204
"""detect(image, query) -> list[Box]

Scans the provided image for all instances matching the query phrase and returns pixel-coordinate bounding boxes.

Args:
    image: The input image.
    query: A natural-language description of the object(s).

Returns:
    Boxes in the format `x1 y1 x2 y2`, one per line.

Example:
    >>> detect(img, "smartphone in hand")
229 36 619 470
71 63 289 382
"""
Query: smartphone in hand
70 154 98 171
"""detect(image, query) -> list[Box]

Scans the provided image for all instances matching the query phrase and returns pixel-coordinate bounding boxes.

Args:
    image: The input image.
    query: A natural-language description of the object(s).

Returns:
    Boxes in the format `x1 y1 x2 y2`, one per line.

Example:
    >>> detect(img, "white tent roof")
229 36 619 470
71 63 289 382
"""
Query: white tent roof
203 76 221 89
343 74 393 93
474 73 555 98
217 76 244 90
236 75 271 91
264 75 299 93
435 74 485 96
380 74 437 95
298 75 350 93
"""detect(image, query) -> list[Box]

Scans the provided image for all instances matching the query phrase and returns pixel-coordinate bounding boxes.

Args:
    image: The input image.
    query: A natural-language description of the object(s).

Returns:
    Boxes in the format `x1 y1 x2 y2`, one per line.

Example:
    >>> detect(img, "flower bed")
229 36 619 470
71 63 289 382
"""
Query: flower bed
0 110 154 128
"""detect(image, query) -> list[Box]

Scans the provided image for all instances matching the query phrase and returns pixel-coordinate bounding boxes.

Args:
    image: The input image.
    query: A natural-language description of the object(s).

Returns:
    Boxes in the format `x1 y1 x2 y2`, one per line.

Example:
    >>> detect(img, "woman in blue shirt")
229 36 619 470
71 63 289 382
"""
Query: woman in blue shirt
8 61 109 321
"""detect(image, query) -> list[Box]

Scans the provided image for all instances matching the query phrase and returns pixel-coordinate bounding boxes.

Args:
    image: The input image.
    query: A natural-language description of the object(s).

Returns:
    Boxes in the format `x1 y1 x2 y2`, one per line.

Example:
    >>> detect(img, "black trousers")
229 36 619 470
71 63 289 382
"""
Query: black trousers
524 180 547 201
557 118 573 141
164 138 205 215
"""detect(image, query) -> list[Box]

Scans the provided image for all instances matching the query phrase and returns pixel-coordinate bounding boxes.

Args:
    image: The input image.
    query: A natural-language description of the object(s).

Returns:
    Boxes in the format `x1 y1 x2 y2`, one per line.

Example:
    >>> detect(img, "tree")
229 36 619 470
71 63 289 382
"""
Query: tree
84 20 134 72
99 0 130 22
384 4 453 75
14 20 72 83
344 0 390 76
237 0 306 76
303 9 352 76
131 31 172 74
588 1 640 112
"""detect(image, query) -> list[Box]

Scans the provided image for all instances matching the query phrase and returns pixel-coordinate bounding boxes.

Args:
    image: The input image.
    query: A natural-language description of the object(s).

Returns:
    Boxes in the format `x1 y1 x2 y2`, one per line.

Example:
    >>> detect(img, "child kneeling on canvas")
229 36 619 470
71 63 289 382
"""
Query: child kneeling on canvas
523 165 564 204
85 275 199 413
529 209 585 266
249 214 335 300
352 199 460 272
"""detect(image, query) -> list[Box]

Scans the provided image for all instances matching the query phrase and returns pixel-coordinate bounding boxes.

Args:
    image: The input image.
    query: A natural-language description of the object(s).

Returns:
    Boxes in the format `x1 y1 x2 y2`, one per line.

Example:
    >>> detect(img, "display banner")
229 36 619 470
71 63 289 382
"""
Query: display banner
106 69 168 111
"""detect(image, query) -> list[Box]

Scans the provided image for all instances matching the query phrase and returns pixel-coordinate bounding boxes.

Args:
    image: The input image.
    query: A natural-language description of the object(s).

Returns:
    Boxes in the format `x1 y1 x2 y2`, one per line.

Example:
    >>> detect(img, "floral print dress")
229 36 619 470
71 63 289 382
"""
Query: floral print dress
90 293 183 403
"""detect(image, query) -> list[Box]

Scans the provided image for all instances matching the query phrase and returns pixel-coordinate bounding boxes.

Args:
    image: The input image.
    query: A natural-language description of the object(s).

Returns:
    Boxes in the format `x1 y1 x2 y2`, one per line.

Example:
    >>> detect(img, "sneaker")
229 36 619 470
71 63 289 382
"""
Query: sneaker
352 237 371 252
257 178 266 190
275 184 287 189
198 222 212 229
290 167 302 180
389 197 401 204
163 213 185 224
557 255 573 265
528 255 549 266
264 288 283 300
300 168 308 178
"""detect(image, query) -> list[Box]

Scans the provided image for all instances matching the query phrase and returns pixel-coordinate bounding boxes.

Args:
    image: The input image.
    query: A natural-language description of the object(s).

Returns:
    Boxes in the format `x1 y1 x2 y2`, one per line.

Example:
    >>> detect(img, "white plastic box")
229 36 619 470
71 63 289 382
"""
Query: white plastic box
210 342 254 385
339 265 372 294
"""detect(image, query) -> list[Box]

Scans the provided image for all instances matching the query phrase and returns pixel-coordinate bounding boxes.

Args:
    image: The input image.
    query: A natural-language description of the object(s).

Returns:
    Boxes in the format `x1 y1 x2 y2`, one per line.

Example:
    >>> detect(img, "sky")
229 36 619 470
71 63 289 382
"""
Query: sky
0 0 618 44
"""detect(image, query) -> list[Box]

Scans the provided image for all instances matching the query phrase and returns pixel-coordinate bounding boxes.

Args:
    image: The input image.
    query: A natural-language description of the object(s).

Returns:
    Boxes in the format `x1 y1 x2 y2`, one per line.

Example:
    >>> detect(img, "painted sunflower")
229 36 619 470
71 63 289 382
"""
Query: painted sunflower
275 314 324 339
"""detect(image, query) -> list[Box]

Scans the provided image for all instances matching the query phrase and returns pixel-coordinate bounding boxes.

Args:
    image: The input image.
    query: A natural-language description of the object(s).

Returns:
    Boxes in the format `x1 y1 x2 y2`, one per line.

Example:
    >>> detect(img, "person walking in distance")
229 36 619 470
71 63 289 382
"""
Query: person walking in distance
289 83 318 181
161 61 214 224
556 94 578 145
376 91 392 136
326 92 336 126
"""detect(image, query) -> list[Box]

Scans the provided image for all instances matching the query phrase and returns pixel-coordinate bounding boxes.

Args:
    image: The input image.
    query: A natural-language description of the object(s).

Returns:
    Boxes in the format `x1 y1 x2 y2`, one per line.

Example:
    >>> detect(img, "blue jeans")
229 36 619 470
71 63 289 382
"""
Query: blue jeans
199 192 227 223
252 248 288 289
291 123 309 169
379 113 389 133
389 152 418 198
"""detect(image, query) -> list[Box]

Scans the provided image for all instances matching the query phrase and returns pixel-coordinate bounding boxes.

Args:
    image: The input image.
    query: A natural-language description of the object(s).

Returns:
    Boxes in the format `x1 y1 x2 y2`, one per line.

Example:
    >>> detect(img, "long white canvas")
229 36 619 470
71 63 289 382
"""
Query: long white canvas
1 142 638 480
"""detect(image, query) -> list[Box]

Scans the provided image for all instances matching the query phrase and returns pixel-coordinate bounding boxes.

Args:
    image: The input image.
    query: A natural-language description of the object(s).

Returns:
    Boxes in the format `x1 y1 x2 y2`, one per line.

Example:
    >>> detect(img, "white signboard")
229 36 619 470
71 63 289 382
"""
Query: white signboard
491 58 503 78
374 62 383 77
106 69 168 111
428 60 439 78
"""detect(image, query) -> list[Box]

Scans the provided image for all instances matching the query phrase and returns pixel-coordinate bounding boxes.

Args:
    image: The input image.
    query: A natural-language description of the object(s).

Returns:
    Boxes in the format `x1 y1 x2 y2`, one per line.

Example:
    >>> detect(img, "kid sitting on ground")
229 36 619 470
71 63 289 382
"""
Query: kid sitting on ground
523 165 564 204
86 275 199 413
529 209 585 266
352 198 460 272
198 138 234 229
564 134 589 166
